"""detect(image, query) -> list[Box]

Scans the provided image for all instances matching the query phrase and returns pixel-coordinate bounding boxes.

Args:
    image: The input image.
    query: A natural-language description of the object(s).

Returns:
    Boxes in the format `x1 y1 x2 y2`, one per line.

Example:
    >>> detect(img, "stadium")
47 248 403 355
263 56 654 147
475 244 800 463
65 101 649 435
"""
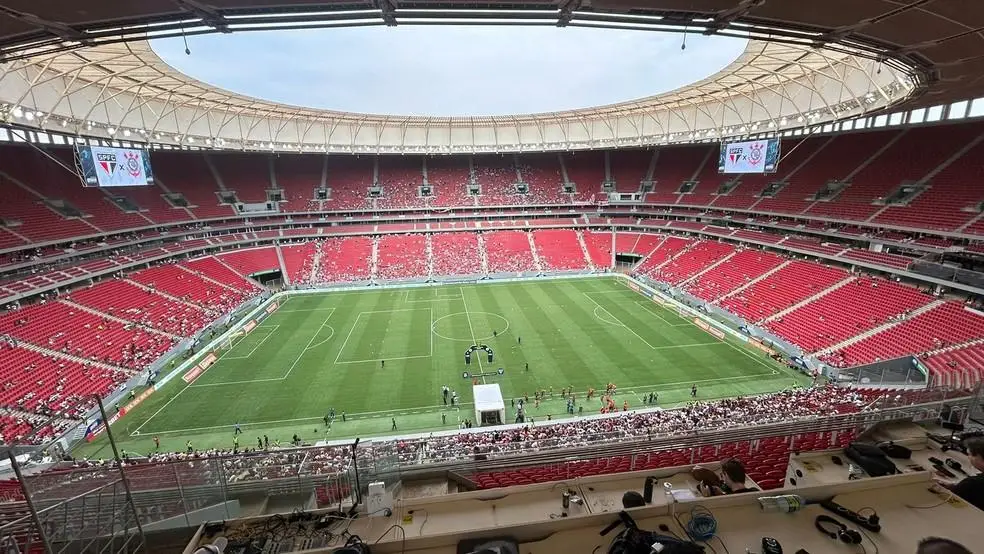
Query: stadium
0 0 982 553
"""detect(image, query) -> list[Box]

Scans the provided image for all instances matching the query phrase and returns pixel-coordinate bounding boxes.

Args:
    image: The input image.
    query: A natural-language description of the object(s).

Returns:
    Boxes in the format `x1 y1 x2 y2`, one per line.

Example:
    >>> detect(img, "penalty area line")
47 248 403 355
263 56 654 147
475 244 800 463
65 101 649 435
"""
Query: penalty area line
139 403 476 436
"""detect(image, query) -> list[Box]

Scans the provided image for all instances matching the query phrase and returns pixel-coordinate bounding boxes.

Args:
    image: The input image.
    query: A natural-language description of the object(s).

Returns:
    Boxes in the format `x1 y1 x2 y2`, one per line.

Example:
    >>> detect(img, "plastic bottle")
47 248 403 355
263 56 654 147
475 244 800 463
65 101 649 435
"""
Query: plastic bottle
757 494 805 513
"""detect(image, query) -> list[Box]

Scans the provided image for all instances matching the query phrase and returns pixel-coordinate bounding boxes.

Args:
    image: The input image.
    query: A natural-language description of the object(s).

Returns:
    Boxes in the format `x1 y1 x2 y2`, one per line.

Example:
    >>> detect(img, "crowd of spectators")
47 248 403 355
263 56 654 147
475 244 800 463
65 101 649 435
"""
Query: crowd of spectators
396 385 874 464
9 384 971 501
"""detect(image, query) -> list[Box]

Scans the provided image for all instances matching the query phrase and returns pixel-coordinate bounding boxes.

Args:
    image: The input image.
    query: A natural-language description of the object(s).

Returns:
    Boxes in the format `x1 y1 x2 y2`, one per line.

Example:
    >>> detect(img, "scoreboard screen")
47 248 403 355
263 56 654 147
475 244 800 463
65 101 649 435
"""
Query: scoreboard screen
718 138 781 174
76 145 155 187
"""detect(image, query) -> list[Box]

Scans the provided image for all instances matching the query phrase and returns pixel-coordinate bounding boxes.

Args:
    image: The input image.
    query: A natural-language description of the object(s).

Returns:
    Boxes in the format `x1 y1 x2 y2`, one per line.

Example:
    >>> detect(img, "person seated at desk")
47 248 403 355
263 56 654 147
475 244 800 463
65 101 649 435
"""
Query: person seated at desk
694 459 759 497
934 437 984 511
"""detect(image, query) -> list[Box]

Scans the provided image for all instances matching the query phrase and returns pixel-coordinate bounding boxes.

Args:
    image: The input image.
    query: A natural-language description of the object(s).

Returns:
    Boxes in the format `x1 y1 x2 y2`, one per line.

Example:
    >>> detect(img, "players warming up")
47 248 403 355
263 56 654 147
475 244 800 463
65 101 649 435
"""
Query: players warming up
691 384 698 398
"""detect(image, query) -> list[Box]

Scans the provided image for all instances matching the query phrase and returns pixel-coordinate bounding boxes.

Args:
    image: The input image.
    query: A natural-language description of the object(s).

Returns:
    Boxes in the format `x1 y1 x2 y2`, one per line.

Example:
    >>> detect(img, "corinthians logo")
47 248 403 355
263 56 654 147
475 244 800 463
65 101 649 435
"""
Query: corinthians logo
748 142 764 165
124 151 142 177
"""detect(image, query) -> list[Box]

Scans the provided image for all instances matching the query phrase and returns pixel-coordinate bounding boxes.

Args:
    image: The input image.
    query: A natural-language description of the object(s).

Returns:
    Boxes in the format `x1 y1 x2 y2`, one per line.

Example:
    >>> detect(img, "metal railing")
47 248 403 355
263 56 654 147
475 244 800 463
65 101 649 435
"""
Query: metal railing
2 386 977 552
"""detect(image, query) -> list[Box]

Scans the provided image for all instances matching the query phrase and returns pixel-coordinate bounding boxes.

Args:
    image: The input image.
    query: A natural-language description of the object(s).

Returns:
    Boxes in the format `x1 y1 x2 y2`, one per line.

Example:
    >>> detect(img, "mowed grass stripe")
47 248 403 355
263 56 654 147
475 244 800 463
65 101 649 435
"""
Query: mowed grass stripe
74 278 807 457
537 281 655 389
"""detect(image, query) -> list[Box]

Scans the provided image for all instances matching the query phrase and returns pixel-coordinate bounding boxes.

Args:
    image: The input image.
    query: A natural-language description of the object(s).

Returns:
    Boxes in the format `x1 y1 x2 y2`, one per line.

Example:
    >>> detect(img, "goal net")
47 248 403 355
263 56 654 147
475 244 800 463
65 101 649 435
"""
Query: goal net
220 330 246 351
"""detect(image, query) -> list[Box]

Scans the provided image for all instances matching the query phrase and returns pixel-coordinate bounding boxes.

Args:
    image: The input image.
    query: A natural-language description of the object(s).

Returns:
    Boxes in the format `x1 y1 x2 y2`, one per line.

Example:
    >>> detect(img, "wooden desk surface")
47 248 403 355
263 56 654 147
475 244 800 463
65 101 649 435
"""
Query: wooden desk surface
788 442 978 488
391 476 984 554
192 461 984 554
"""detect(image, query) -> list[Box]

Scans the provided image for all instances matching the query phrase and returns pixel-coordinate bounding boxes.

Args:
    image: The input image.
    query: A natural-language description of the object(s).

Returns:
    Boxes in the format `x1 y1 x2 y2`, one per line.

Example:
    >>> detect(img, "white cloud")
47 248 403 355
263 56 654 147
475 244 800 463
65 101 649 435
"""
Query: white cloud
152 26 747 117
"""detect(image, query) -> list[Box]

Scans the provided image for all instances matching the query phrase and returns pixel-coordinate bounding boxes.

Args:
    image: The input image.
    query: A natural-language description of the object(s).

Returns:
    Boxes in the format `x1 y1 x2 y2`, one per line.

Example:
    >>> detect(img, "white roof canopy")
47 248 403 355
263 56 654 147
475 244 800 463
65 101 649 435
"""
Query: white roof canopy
473 384 505 414
0 31 916 153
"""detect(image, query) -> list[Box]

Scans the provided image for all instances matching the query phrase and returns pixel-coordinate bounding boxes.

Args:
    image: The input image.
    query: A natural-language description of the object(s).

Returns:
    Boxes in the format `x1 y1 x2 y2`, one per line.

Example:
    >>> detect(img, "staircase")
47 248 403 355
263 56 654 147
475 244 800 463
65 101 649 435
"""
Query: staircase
762 275 857 323
512 154 524 183
815 300 946 356
643 148 660 183
308 242 324 283
527 232 544 271
213 256 262 287
177 264 241 293
150 177 197 220
575 230 594 270
557 153 571 184
16 340 134 374
679 250 737 287
610 231 617 269
370 237 380 280
426 234 435 277
202 153 228 191
1 225 30 244
275 243 290 285
923 336 984 357
865 205 894 223
650 239 694 273
124 280 211 312
632 235 669 272
921 131 984 185
0 407 76 428
268 156 278 189
716 260 792 303
60 300 181 339
957 211 984 233
477 233 490 275
785 135 838 180
844 130 908 182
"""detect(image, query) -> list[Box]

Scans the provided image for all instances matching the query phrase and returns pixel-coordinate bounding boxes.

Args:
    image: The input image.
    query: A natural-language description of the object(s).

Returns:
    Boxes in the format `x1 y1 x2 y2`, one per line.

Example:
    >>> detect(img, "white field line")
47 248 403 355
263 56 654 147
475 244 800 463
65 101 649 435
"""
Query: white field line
222 325 280 360
333 307 432 364
283 311 336 379
634 301 691 327
582 292 657 350
459 286 485 383
137 403 476 436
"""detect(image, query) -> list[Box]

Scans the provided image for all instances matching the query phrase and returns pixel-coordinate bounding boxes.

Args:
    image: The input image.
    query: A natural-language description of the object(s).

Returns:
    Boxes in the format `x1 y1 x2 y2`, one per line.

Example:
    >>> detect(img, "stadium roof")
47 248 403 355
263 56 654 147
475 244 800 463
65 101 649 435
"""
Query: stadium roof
0 0 979 154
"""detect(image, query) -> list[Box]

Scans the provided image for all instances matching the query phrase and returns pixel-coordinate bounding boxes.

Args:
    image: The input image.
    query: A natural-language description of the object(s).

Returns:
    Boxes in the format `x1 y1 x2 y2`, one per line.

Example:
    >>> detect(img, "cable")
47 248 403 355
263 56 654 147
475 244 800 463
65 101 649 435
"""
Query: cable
859 528 879 554
682 506 718 542
413 508 429 536
673 505 730 554
373 523 406 554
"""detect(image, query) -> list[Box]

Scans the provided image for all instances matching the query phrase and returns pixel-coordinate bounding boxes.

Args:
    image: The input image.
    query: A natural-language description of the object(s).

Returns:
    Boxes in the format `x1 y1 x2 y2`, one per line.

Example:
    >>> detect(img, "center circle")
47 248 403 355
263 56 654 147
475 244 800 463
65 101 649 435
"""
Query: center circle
431 312 510 342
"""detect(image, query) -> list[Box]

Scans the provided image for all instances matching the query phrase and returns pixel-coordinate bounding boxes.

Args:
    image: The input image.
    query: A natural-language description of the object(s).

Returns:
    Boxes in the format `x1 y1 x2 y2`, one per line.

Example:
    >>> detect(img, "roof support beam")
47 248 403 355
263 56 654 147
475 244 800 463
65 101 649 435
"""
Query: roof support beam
173 0 231 33
557 0 582 27
373 0 397 26
0 6 90 46
704 0 766 35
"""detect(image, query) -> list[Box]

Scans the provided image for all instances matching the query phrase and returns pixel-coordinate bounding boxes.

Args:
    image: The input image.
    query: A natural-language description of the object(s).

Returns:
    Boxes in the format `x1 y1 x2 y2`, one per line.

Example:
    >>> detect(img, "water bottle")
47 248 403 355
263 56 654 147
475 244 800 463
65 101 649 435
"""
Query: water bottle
757 494 805 513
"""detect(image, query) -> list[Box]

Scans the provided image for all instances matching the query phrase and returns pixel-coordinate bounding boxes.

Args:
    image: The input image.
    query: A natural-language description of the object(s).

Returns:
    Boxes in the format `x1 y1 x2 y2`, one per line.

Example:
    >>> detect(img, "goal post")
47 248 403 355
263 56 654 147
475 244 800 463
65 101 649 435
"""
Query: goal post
220 330 246 351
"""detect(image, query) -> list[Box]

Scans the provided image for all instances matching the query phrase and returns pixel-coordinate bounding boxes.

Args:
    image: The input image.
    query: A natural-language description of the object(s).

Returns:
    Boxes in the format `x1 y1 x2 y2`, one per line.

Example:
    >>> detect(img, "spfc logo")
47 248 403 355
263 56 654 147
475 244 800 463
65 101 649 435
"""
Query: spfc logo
728 147 743 163
96 152 117 176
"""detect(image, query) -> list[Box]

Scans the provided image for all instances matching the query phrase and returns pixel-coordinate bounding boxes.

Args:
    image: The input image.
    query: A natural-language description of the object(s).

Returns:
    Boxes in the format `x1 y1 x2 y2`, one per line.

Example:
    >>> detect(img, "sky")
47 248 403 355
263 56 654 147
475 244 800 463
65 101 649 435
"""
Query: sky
152 26 747 117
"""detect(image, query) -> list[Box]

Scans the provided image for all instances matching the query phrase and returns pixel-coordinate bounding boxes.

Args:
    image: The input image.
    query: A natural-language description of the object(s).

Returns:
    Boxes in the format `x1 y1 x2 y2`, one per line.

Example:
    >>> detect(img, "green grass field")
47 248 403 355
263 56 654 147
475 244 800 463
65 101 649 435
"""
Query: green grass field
76 277 807 458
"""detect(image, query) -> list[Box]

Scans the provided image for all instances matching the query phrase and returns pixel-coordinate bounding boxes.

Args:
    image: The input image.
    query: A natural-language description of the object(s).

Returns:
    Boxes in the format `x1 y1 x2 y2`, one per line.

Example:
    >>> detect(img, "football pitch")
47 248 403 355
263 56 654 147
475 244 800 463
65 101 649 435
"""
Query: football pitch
76 277 808 457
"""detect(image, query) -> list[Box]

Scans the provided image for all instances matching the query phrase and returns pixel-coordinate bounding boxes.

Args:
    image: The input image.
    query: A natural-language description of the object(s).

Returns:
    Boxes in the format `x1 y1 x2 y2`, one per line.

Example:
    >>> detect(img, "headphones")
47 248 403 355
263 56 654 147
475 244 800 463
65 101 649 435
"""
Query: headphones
815 515 863 544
